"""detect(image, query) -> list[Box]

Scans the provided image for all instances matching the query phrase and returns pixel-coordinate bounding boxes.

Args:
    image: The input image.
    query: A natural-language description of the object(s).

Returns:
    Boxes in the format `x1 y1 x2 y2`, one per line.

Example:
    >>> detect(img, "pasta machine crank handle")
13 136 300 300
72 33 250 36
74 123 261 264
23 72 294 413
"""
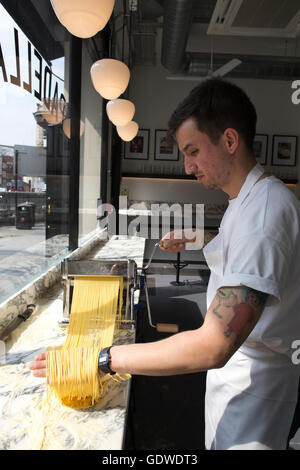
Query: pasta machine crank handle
143 242 160 272
143 275 179 334
140 241 178 333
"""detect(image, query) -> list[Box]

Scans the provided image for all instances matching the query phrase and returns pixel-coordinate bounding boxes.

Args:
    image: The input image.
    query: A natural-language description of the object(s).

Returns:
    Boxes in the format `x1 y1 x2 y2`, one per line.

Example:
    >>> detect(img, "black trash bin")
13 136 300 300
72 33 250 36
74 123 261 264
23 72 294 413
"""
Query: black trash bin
26 202 36 226
16 203 33 229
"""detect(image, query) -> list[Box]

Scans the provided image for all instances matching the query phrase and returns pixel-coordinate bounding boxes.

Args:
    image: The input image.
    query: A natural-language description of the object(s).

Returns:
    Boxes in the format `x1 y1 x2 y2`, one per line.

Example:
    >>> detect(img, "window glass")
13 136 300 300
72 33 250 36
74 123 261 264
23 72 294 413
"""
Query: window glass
0 3 71 303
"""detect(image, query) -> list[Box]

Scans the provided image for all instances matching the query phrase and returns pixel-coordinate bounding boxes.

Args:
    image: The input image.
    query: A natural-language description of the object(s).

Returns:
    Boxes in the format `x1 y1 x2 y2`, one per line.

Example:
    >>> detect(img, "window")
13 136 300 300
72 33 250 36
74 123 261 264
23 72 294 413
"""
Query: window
0 1 105 304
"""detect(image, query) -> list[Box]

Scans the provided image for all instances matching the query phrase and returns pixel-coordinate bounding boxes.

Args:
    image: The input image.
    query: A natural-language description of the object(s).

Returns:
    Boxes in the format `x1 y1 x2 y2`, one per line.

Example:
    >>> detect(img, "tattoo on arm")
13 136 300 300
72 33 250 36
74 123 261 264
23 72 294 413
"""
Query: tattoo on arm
212 286 268 346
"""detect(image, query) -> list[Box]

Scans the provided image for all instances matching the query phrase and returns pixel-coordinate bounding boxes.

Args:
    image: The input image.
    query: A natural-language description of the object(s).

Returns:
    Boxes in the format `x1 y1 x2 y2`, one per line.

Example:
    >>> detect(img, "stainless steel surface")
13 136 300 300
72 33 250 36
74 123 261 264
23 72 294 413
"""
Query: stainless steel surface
60 251 178 333
61 258 137 323
61 258 136 280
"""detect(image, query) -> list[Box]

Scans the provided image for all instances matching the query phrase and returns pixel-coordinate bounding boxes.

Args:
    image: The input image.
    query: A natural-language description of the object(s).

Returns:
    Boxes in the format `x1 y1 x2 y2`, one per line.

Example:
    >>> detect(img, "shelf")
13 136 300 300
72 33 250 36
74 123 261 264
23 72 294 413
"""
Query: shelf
122 173 196 181
122 174 298 184
282 179 298 184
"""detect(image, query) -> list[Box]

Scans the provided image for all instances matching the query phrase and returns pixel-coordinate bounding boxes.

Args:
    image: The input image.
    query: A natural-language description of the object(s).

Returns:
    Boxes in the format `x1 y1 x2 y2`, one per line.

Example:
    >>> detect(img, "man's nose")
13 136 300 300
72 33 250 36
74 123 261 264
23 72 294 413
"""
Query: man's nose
184 157 196 174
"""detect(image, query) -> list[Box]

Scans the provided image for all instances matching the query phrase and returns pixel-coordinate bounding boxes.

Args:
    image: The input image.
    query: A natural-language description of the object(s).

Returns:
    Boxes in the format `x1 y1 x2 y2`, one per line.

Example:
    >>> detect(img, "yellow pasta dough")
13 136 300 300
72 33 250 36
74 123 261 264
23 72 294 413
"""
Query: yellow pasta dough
46 276 124 409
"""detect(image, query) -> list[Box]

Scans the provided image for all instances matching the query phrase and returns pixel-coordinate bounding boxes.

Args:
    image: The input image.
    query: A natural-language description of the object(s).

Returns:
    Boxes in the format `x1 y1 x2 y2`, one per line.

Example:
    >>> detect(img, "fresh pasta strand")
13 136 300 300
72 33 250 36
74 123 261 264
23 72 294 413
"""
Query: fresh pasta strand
46 276 124 409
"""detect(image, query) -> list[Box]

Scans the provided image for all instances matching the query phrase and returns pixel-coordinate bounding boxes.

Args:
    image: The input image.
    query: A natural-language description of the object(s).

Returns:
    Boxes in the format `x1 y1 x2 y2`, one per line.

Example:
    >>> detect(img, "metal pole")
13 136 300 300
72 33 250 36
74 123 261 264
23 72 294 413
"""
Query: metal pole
14 149 18 220
68 36 82 251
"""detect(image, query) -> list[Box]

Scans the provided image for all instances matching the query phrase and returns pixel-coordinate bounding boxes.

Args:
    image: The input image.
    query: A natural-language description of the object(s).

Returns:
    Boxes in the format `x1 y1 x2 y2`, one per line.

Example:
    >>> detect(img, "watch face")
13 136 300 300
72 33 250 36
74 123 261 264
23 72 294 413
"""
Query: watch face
98 348 115 374
99 352 109 366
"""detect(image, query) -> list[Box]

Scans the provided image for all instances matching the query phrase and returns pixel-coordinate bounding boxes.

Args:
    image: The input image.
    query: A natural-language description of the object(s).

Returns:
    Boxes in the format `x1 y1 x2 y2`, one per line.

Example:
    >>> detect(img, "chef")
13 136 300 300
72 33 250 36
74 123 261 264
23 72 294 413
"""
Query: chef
30 78 300 450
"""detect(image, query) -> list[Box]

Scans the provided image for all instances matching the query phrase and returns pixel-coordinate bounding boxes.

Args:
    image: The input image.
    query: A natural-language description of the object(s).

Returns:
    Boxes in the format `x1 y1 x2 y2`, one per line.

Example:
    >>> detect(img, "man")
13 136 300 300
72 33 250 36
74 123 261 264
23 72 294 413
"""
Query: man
30 78 300 450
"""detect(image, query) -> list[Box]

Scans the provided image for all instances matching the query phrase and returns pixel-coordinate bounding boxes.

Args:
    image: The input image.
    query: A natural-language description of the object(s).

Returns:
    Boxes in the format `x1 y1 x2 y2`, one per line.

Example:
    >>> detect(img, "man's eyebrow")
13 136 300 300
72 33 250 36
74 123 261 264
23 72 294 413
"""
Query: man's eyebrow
182 143 196 152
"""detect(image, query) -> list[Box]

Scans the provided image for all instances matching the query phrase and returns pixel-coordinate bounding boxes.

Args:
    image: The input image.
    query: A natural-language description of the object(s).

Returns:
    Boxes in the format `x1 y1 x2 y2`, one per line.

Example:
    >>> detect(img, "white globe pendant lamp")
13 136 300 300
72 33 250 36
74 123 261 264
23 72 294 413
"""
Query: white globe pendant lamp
40 99 66 125
50 0 115 38
116 121 139 142
90 59 130 100
106 99 135 126
62 118 85 139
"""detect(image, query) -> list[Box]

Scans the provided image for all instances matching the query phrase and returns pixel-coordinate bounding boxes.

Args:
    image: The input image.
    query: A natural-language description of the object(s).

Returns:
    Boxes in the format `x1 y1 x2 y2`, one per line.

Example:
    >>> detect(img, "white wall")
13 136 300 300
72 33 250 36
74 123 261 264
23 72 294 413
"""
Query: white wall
121 28 300 203
78 42 103 241
122 177 227 205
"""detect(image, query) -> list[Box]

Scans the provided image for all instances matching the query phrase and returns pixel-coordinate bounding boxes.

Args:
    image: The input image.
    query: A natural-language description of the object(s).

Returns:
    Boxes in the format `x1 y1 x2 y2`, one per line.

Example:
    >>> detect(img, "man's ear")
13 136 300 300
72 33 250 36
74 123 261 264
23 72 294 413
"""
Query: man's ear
223 128 239 154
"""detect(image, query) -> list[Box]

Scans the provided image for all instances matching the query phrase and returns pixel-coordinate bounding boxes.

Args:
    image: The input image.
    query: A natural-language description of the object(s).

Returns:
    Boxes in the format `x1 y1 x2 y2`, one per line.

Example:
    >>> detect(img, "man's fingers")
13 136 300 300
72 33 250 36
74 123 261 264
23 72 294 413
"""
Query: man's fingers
29 358 46 370
160 241 186 252
168 243 185 252
29 352 47 377
34 352 46 361
32 368 47 378
160 230 197 252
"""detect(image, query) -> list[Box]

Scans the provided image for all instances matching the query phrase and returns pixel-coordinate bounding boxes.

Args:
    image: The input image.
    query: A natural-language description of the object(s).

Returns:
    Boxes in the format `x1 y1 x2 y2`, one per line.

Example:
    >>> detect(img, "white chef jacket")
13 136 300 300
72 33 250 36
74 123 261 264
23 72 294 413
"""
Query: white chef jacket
203 164 300 450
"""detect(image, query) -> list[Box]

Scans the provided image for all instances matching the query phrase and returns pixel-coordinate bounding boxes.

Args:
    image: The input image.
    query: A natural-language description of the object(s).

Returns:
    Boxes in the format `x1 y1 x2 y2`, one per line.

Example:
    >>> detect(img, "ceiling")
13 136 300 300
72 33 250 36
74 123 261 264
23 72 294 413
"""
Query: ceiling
129 0 300 80
2 0 300 80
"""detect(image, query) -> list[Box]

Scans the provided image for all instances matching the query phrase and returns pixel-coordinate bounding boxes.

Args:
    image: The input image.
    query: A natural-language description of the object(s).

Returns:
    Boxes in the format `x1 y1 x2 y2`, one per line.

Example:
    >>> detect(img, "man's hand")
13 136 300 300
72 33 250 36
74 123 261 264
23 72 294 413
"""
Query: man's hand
29 352 47 378
160 229 202 252
29 350 107 379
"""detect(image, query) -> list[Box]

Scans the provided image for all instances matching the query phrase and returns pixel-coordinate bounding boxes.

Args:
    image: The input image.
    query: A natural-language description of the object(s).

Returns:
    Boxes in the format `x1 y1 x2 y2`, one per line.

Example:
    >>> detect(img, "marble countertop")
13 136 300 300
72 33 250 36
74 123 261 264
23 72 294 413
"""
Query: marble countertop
0 236 146 450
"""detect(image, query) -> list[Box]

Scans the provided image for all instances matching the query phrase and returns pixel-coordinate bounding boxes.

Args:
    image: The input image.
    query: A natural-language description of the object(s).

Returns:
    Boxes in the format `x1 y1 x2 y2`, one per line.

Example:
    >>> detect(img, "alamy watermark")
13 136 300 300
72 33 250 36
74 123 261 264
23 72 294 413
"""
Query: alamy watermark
291 80 300 104
287 82 299 366
97 196 204 249
291 340 300 365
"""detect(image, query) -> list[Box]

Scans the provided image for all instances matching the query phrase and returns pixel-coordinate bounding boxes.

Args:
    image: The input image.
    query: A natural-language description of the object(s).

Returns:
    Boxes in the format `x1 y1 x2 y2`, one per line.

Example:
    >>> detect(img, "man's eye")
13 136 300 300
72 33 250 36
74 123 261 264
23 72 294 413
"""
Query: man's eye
191 150 198 156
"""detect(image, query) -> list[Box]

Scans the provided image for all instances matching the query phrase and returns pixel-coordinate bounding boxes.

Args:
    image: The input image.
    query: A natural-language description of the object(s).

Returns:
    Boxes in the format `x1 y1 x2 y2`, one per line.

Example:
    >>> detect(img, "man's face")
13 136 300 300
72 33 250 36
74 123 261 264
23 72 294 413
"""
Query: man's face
176 117 232 190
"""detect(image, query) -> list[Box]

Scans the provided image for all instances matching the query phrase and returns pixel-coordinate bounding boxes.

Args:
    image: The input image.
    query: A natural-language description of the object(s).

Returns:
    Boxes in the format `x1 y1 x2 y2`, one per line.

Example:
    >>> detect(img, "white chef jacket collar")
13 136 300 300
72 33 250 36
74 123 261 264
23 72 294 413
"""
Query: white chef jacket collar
220 163 264 228
234 163 264 207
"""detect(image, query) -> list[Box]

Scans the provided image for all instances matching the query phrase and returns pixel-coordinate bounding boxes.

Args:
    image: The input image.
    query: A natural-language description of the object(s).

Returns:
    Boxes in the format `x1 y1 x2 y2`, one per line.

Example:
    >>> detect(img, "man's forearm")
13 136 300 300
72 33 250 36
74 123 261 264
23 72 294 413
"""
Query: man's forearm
109 285 267 377
109 327 222 376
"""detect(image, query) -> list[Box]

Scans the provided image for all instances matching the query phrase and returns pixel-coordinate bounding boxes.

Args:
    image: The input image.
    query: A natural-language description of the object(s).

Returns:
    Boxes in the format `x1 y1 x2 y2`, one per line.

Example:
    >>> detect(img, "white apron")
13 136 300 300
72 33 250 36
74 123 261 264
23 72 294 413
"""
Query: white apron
203 164 297 450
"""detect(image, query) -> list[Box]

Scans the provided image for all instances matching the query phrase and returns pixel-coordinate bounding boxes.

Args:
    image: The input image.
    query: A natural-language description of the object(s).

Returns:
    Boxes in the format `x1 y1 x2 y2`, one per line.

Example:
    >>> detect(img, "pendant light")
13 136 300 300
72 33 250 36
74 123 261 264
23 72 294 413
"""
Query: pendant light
62 118 85 139
90 59 130 100
40 99 66 125
106 99 135 126
116 121 139 141
50 0 115 38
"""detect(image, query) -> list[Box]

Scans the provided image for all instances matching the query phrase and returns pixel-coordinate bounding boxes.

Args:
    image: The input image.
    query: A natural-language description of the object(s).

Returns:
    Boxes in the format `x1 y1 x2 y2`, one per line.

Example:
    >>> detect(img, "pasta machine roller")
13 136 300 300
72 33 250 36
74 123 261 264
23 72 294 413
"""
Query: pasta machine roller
61 258 138 324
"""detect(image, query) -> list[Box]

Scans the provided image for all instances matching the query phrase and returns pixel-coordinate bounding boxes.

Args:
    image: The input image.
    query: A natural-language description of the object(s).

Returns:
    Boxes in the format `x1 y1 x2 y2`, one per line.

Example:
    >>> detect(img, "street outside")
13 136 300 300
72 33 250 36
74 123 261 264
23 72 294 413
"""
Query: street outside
0 220 51 303
0 220 45 256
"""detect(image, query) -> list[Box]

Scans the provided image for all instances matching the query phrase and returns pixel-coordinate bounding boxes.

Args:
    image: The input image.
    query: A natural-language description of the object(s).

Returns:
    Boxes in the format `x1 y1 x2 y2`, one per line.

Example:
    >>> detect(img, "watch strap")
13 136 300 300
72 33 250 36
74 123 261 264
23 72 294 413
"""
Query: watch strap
98 346 115 375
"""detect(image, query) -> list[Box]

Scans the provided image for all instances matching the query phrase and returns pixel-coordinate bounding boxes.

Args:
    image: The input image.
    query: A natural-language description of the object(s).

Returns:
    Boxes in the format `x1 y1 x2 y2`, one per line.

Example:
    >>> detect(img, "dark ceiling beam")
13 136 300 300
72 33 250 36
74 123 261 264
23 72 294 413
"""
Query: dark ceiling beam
1 0 65 62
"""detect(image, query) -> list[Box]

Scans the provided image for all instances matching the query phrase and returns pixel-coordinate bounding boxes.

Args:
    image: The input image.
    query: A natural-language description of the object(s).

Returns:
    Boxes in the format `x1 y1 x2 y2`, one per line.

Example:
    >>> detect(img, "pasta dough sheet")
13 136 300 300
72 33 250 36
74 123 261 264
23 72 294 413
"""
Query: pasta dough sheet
46 276 124 409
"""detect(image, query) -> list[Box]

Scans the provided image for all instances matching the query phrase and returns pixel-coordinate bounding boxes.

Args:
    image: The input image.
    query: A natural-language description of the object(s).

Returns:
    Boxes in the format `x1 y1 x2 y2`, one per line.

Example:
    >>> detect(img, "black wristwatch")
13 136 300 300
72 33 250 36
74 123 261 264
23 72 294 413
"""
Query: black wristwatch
98 347 116 375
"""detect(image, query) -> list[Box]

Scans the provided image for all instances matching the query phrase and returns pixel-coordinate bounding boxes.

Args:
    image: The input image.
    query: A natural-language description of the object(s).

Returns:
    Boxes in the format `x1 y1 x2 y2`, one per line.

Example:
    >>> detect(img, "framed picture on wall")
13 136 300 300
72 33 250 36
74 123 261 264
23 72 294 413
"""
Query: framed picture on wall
272 135 297 166
253 134 268 165
124 129 149 160
154 129 179 161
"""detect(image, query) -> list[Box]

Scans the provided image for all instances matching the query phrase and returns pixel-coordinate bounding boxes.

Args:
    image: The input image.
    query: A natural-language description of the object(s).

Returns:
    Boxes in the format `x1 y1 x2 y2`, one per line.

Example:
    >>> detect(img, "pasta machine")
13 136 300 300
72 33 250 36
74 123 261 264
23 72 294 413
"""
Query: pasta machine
61 246 178 333
61 258 137 324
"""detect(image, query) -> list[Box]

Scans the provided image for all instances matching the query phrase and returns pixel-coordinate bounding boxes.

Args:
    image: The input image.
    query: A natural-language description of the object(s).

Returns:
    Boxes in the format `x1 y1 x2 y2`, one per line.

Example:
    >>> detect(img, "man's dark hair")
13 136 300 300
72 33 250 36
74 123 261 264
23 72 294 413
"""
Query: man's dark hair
168 78 257 152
